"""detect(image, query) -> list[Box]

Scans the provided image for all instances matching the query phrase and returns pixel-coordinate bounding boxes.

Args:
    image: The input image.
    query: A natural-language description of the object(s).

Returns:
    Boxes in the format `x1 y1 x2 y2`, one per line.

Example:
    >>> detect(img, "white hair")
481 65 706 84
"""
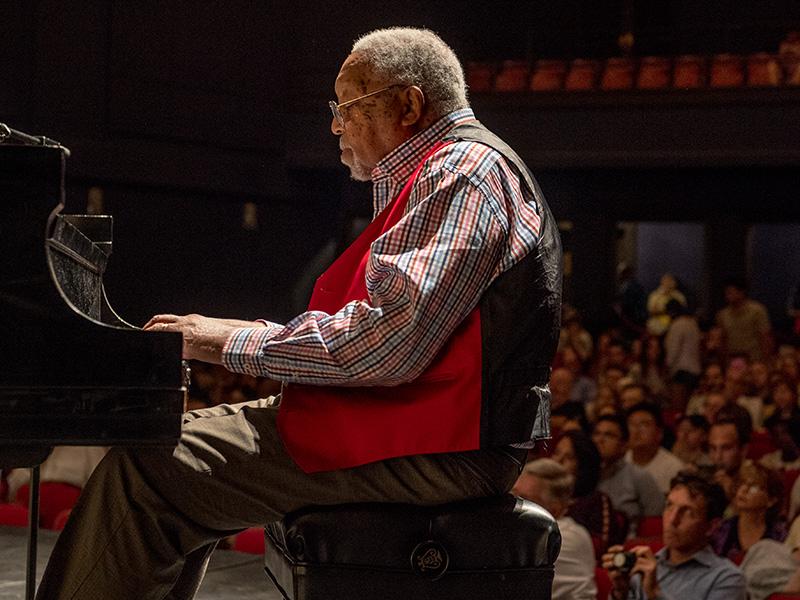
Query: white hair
351 27 469 119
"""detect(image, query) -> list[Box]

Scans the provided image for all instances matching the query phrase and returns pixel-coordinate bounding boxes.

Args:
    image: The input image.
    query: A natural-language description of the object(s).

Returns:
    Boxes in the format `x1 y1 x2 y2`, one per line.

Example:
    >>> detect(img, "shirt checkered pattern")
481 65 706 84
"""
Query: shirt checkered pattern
222 108 543 385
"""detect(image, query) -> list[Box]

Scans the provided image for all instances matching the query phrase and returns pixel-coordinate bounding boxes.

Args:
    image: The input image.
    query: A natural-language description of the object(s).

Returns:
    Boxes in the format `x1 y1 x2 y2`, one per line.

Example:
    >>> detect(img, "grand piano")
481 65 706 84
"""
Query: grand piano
0 136 186 597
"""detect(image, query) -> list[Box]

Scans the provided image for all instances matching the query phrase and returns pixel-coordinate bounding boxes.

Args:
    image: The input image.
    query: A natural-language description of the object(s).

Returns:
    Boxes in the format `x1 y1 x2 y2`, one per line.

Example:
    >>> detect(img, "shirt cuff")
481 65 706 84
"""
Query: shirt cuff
221 324 280 377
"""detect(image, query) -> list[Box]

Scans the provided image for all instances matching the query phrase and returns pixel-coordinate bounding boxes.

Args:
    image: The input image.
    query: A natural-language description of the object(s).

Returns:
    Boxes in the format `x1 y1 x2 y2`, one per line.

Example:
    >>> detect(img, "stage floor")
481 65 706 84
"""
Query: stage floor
0 526 283 599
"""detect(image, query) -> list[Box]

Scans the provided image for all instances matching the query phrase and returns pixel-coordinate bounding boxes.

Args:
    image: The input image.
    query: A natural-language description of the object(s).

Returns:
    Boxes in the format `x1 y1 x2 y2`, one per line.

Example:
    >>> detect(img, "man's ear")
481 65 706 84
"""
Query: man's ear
399 85 426 127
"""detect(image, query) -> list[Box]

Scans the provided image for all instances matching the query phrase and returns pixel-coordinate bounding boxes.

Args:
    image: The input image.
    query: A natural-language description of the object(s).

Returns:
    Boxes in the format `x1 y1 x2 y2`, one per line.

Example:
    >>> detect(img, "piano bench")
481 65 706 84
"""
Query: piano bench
263 495 561 600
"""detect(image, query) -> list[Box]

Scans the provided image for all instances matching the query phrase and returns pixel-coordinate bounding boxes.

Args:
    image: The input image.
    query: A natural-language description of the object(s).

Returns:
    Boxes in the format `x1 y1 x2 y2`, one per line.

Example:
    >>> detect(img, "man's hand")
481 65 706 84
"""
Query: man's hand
143 314 264 363
602 544 660 600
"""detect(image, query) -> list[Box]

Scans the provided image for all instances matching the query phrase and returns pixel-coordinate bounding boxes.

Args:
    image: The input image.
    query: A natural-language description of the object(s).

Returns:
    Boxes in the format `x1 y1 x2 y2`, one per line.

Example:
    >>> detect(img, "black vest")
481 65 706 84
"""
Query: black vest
444 122 563 446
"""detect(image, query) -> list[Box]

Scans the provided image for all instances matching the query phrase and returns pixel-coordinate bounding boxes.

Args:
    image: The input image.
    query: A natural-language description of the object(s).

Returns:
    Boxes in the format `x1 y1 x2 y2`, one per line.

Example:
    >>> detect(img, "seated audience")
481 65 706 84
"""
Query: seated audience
671 414 712 467
593 415 665 533
711 462 786 562
708 418 751 502
552 430 627 557
602 471 745 600
625 402 686 494
512 458 597 600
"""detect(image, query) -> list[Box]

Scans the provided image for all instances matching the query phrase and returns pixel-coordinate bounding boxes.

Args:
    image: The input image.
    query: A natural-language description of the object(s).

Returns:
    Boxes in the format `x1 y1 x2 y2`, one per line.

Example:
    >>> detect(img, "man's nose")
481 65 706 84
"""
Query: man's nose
331 116 344 136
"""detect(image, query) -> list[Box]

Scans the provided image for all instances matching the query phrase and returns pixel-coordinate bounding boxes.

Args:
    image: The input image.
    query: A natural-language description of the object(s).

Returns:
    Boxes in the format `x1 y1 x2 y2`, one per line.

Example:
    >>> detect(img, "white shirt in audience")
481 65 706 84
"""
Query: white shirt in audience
552 516 597 600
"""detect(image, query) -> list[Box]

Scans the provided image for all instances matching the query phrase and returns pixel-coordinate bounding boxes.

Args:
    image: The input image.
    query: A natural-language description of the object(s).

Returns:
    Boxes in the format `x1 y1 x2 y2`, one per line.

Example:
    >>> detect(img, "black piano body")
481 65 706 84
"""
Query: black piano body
0 144 185 466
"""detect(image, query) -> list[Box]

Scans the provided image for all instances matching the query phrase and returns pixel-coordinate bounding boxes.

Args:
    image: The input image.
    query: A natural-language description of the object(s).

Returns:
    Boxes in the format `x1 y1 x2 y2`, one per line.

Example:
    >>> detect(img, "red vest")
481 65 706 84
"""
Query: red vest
278 141 483 473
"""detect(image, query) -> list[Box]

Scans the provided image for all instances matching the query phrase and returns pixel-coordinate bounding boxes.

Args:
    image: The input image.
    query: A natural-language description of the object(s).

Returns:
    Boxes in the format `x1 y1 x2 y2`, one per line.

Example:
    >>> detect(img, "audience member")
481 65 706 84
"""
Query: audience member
560 345 597 405
715 278 772 361
558 305 593 364
750 360 772 401
708 418 751 501
625 403 686 494
550 367 575 412
602 471 745 600
724 356 764 430
632 336 669 399
619 383 649 413
711 462 786 562
740 539 800 600
760 378 800 470
593 415 665 533
703 325 728 367
512 459 597 600
552 430 627 558
646 273 688 337
671 414 712 467
686 363 725 416
550 402 589 435
664 299 702 411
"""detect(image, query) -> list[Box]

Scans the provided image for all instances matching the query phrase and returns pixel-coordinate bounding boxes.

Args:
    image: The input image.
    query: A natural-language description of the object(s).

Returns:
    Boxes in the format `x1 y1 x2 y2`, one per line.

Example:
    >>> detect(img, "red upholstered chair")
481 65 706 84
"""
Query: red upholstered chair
233 526 265 554
595 566 612 600
16 482 82 530
0 502 30 527
766 594 800 599
52 508 72 531
747 431 778 460
637 516 663 538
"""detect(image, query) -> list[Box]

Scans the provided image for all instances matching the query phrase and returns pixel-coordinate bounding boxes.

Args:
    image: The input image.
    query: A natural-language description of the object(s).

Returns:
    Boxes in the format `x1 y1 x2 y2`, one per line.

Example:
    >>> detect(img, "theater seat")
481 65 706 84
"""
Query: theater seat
0 502 29 527
263 495 560 600
637 516 663 538
233 526 265 554
595 566 612 600
16 482 82 530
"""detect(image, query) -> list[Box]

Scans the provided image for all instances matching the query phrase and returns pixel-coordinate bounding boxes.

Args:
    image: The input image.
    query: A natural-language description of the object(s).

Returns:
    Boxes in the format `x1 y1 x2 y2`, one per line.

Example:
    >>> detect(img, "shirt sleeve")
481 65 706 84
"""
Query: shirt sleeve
222 158 511 386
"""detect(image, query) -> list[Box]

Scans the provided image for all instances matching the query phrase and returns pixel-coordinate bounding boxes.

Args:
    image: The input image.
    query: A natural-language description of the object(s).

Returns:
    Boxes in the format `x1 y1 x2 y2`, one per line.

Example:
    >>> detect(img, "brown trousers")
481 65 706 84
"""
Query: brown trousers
35 398 522 600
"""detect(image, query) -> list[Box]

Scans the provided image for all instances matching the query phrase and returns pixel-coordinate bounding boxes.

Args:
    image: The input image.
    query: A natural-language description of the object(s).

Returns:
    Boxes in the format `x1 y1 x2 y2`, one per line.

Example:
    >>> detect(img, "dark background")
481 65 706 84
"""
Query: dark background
2 1 799 331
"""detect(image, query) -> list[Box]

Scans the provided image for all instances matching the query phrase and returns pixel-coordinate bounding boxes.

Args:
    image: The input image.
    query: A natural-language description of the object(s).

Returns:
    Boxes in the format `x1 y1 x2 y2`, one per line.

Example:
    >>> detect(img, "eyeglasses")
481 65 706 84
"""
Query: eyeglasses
329 84 403 128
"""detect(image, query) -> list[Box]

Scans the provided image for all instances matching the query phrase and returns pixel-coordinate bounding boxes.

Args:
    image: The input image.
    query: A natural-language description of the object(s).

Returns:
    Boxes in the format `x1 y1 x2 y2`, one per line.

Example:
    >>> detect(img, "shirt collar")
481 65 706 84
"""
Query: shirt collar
656 545 717 569
370 108 475 200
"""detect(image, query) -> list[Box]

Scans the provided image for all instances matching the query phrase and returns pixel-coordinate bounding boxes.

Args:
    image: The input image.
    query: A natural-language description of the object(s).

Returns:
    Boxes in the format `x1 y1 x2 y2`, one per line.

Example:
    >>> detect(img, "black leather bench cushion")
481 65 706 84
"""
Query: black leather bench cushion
265 495 560 571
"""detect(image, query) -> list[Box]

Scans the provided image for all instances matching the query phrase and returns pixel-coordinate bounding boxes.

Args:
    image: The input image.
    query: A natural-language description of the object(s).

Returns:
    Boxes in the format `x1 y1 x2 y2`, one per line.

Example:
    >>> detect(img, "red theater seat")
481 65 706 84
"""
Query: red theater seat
624 538 665 554
233 526 265 554
637 516 663 538
0 502 30 527
595 566 612 600
16 482 82 530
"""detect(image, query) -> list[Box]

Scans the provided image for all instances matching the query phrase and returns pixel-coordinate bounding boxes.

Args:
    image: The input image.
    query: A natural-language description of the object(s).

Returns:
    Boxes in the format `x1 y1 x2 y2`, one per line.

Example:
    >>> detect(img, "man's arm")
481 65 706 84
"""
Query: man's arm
153 146 535 386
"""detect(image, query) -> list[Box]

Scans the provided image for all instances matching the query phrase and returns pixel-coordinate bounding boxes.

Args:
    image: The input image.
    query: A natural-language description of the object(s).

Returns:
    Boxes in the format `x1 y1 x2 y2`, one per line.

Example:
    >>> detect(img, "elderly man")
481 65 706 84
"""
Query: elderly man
602 472 746 600
513 459 597 600
36 28 562 599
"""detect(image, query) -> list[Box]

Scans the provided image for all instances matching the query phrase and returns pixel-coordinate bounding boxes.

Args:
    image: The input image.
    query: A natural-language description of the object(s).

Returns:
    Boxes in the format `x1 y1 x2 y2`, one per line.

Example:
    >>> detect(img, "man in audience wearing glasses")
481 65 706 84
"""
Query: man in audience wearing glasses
36 27 562 599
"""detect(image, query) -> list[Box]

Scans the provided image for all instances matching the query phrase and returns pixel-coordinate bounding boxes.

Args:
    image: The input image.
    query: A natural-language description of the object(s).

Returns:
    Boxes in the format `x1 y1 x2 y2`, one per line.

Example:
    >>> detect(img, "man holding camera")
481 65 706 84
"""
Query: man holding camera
602 472 745 600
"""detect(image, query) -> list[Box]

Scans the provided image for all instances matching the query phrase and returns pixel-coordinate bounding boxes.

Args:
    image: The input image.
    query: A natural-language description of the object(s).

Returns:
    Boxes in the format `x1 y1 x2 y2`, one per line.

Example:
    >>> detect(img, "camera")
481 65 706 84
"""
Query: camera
611 551 637 573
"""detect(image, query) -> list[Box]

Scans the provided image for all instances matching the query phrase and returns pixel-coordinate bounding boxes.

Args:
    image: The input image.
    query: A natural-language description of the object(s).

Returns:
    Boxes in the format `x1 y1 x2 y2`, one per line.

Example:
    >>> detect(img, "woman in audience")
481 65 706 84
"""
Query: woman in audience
711 462 787 562
551 430 626 559
671 414 711 467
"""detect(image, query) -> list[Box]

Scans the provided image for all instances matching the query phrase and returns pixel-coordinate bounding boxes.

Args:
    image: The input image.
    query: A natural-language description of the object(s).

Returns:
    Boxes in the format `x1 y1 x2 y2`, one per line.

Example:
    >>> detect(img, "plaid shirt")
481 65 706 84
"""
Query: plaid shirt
223 108 542 385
